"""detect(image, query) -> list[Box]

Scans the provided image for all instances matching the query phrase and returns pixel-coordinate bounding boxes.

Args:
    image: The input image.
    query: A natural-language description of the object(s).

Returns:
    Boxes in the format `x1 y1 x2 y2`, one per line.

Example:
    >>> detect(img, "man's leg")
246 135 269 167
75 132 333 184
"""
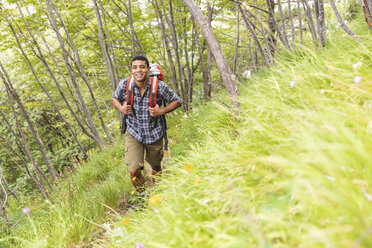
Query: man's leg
145 138 164 185
129 169 145 192
125 133 145 192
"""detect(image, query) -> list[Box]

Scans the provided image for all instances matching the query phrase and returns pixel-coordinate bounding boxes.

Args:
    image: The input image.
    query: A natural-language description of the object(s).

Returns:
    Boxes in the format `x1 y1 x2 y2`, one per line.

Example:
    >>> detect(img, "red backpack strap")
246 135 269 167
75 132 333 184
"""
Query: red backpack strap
126 76 134 106
157 65 164 81
149 76 159 107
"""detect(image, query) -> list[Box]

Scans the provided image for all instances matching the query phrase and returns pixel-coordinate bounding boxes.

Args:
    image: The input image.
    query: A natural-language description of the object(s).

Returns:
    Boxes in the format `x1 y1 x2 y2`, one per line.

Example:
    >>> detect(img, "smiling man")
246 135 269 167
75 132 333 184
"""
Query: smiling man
112 56 181 196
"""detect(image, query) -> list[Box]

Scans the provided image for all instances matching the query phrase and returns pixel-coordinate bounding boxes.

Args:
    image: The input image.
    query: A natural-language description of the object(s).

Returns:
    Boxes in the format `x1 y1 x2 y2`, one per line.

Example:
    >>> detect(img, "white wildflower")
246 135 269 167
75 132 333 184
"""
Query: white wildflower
352 61 362 69
243 70 252 78
354 76 362 84
326 175 336 181
290 81 296 88
364 191 372 202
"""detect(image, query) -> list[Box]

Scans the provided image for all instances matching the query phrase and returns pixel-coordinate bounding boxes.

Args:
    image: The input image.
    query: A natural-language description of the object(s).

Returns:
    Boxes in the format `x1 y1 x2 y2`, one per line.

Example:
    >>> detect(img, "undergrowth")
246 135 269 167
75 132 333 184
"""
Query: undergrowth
1 16 371 248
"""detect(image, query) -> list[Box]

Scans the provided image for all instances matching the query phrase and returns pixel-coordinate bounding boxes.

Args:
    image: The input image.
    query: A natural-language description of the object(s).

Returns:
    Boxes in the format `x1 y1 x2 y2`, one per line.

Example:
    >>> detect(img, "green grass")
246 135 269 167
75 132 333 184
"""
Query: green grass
2 17 372 248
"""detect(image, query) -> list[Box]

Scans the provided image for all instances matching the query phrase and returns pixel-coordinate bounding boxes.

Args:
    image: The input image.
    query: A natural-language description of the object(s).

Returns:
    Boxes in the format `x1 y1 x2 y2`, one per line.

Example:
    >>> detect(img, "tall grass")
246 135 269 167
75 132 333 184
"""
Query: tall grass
1 16 371 248
99 21 372 248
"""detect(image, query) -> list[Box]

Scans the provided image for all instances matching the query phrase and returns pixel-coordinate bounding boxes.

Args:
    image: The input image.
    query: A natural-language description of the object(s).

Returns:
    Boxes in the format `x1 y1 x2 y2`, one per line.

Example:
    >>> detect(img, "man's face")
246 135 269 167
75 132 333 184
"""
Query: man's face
131 60 150 83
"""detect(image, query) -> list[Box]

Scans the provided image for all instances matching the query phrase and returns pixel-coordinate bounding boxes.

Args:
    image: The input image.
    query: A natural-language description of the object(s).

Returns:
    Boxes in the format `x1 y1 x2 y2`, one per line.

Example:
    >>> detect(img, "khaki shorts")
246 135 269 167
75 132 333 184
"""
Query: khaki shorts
125 132 164 171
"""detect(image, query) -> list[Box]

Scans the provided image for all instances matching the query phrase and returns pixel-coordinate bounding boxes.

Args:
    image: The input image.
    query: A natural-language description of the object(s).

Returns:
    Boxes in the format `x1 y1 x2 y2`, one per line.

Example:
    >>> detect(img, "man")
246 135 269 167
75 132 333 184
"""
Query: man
112 56 181 194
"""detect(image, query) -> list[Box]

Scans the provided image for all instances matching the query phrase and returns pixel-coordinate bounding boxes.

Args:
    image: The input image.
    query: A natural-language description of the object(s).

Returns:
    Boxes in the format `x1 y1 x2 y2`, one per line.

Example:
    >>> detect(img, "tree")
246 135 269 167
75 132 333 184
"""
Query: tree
361 0 372 31
329 0 359 40
180 0 240 111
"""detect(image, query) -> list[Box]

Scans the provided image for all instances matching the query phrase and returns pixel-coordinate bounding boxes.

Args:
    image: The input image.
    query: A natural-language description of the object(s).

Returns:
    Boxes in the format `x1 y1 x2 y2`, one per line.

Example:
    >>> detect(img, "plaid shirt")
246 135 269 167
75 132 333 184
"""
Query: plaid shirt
112 77 181 144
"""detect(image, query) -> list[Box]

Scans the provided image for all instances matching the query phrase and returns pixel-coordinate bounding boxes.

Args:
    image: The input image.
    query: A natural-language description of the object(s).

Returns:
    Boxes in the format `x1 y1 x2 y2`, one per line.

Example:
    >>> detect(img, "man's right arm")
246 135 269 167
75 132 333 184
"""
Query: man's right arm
112 98 132 115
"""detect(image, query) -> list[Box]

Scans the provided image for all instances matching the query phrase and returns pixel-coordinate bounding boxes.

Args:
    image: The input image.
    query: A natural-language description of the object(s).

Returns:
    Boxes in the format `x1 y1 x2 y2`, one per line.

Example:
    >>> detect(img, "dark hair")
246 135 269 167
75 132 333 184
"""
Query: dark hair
131 56 149 68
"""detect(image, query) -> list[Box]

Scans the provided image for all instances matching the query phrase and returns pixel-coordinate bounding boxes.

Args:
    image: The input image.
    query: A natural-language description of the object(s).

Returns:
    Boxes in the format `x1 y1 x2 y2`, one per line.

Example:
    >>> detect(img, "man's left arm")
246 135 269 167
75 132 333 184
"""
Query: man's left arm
148 100 180 117
148 81 181 117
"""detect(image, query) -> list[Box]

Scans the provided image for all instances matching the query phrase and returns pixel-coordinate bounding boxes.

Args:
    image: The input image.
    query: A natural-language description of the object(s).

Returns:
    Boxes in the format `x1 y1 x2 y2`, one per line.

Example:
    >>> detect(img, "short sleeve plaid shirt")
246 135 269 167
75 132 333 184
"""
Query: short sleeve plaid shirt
112 77 181 144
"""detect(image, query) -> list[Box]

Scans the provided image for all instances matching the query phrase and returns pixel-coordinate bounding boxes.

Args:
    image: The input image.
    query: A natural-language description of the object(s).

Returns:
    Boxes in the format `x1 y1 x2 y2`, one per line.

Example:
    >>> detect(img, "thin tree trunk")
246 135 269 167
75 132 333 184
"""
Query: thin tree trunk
49 0 113 143
302 0 319 45
0 75 53 193
44 0 106 149
0 166 11 227
182 16 193 109
266 0 290 50
0 196 9 227
128 0 137 56
206 0 213 101
0 132 42 193
0 68 48 198
360 0 372 31
266 0 277 58
0 111 53 192
0 22 57 181
1 177 21 204
317 0 326 46
192 18 210 101
249 38 256 70
238 4 270 66
253 0 274 64
233 8 240 74
277 0 291 49
288 0 296 44
14 1 88 159
154 0 180 95
329 0 359 40
181 0 240 111
297 0 303 43
92 0 117 93
167 0 188 110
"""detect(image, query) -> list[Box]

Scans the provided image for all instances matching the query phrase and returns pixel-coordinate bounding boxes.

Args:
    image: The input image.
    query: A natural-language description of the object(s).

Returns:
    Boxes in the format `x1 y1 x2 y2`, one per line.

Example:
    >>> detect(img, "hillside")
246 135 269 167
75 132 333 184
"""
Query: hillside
1 15 372 248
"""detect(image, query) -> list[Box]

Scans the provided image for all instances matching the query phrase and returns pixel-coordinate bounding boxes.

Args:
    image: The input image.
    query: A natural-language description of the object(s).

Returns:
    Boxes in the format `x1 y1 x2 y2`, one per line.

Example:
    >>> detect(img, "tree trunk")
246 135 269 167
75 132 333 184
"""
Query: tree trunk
44 0 106 149
0 33 57 182
0 196 9 227
0 67 48 198
317 0 326 46
238 4 270 66
277 0 291 49
92 0 117 93
14 1 88 159
360 0 372 31
181 0 240 111
154 0 180 95
128 0 137 56
233 7 240 74
192 18 210 102
0 131 43 194
181 16 193 108
266 0 290 50
302 0 319 45
167 0 188 110
266 0 277 57
249 38 256 70
205 1 213 101
329 0 359 40
1 177 21 204
288 0 295 43
298 0 304 44
253 0 274 64
0 114 49 195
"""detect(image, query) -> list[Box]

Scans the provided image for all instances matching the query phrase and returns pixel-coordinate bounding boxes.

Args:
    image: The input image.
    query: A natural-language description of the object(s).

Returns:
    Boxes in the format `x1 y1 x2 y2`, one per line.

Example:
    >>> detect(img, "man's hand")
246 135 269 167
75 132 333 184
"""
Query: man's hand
121 101 132 115
148 104 164 117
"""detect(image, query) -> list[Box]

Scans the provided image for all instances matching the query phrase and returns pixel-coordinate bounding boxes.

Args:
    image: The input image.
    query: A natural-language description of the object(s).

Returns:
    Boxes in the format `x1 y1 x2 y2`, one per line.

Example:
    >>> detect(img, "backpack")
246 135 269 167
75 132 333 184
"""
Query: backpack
121 63 168 150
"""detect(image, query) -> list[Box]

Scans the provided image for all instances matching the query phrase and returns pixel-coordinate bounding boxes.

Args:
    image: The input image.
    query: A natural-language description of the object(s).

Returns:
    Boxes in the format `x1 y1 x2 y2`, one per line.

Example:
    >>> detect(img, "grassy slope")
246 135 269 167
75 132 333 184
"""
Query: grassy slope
2 17 372 248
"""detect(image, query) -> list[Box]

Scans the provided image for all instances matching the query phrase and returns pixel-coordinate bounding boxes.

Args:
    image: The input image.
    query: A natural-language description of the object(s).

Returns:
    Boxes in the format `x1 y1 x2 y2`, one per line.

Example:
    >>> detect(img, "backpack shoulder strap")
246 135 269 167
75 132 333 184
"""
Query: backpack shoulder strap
149 76 159 107
126 76 134 106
